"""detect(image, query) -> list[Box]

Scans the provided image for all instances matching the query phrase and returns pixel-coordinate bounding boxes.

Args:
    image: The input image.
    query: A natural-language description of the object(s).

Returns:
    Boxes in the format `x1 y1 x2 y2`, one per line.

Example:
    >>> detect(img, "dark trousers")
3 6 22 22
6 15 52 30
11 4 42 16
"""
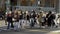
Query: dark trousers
47 20 51 27
30 18 35 28
51 20 55 26
7 21 14 29
11 22 14 28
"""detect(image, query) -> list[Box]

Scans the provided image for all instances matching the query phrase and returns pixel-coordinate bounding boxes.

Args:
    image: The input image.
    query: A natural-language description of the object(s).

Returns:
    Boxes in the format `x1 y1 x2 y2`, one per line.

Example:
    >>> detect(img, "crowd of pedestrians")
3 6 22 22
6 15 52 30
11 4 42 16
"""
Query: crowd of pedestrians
5 10 60 31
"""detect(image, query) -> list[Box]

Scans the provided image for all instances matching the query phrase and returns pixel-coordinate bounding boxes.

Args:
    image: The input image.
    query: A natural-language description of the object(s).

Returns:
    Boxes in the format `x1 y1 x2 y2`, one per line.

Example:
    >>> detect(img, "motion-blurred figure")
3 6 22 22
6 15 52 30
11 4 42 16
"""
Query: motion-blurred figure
7 11 13 29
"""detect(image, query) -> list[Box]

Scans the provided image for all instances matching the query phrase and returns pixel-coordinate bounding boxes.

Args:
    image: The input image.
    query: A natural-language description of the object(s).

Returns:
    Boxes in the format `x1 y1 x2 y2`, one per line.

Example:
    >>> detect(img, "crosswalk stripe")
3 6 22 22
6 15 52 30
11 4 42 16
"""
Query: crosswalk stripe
50 30 60 32
29 29 49 32
47 30 60 34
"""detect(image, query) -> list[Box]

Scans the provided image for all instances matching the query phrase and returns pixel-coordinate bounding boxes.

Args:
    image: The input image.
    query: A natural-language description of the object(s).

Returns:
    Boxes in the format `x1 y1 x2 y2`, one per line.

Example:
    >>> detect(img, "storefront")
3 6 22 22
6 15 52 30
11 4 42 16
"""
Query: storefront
5 0 59 12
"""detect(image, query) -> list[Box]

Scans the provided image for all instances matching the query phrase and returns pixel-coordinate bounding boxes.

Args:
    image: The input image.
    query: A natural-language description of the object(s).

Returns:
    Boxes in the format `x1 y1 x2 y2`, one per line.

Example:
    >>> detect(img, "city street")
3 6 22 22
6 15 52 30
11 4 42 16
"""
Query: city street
0 0 60 34
0 20 60 34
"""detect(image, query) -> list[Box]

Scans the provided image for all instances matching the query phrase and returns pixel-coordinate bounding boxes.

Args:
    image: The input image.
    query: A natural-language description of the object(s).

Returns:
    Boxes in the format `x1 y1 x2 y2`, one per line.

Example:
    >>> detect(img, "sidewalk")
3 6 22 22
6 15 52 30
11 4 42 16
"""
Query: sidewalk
0 20 7 27
0 20 7 31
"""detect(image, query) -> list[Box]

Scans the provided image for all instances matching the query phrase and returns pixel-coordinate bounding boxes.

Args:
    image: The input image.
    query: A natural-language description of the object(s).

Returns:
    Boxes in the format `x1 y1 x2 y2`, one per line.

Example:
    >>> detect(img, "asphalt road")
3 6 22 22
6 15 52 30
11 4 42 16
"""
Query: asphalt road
0 20 60 34
0 28 60 34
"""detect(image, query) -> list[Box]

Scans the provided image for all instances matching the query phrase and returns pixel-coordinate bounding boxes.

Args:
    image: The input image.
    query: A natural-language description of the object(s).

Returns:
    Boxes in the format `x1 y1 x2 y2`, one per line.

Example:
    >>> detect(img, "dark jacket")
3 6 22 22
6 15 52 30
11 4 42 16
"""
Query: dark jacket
7 14 12 22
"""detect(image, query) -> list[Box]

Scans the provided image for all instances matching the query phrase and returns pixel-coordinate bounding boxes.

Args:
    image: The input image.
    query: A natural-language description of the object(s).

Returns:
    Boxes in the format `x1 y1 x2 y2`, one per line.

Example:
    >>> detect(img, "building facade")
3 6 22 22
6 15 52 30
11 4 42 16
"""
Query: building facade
0 0 5 11
0 0 60 12
10 0 58 12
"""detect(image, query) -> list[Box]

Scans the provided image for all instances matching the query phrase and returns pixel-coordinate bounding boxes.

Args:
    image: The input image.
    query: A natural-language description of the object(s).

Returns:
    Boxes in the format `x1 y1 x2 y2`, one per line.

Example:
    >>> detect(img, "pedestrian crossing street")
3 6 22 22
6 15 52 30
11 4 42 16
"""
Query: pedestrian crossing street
0 20 60 34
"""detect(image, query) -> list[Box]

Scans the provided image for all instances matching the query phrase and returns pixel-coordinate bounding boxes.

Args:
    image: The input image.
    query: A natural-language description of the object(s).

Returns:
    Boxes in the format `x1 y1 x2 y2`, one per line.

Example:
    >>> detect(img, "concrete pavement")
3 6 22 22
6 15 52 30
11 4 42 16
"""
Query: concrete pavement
0 20 7 27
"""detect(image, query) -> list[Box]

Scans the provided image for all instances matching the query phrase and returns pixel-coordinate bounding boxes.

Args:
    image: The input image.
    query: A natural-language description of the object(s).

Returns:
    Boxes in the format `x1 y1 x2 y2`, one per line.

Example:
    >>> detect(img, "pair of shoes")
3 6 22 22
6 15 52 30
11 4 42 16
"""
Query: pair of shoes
14 30 19 32
55 26 58 28
42 26 45 28
0 30 2 32
7 28 10 29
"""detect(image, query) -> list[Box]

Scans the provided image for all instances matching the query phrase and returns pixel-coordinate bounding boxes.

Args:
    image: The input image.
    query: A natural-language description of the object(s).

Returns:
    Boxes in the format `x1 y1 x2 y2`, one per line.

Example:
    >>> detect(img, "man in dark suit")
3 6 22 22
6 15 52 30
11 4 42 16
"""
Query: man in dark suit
7 11 14 29
46 11 56 27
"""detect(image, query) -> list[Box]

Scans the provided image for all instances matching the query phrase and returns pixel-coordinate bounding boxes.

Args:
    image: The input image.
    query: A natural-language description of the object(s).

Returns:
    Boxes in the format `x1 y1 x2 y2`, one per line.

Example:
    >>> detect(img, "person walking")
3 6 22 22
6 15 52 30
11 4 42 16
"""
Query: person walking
13 10 19 31
30 10 36 28
25 11 30 28
46 11 56 27
7 11 13 29
38 12 43 28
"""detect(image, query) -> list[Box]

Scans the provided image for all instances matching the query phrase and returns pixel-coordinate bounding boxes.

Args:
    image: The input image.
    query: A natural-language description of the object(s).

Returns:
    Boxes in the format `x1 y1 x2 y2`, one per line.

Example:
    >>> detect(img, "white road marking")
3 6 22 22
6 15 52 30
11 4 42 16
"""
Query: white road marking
47 30 60 34
50 30 60 32
29 29 49 32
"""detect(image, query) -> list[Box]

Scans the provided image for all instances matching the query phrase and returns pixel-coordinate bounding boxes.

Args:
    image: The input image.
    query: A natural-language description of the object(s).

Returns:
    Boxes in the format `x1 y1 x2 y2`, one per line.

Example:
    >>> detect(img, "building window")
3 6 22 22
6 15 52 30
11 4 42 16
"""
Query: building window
45 0 50 7
38 1 40 5
30 0 35 6
44 0 55 7
52 4 54 8
20 0 28 6
10 0 17 6
20 0 35 6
